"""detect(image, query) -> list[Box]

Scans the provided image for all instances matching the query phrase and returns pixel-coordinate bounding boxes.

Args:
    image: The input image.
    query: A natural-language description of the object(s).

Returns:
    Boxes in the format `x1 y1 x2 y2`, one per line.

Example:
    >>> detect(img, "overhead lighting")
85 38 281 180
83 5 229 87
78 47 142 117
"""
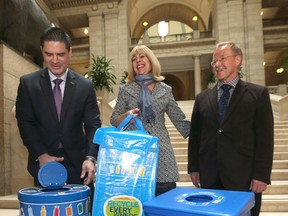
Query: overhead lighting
192 16 198 22
143 21 148 27
277 68 284 73
261 11 263 16
84 28 89 35
158 21 169 37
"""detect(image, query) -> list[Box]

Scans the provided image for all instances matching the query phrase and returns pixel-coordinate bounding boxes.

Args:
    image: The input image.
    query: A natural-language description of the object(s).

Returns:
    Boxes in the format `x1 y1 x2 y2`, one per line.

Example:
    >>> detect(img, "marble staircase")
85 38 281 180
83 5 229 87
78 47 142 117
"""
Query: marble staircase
1 100 287 216
168 100 288 215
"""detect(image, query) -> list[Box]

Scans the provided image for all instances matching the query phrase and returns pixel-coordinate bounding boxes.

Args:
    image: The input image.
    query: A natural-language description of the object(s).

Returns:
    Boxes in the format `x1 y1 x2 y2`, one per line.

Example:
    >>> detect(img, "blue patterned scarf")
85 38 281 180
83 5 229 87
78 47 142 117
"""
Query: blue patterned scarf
136 73 156 123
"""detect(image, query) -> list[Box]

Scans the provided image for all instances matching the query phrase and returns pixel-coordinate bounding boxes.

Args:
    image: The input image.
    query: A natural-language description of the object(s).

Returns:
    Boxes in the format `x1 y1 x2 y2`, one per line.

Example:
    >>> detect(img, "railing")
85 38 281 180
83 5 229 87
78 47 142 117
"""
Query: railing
270 94 288 121
71 37 89 45
131 31 213 45
267 84 288 96
263 18 288 27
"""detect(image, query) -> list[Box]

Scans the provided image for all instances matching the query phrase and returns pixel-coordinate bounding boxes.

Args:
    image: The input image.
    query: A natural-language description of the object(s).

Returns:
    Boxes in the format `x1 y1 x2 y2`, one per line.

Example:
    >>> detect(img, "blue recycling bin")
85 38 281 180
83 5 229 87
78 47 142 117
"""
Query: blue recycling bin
18 162 90 216
143 187 255 216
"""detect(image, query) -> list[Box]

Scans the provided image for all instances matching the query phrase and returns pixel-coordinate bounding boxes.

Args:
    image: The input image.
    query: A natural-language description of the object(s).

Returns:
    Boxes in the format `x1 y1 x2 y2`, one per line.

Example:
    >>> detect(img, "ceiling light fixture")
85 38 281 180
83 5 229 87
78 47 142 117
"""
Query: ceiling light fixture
277 68 284 73
158 21 169 37
143 21 148 27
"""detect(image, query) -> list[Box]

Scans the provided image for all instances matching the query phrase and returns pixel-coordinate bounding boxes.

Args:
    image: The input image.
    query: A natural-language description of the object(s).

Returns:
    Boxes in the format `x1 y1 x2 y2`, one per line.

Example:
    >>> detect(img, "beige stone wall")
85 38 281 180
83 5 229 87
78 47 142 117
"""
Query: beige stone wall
0 43 39 195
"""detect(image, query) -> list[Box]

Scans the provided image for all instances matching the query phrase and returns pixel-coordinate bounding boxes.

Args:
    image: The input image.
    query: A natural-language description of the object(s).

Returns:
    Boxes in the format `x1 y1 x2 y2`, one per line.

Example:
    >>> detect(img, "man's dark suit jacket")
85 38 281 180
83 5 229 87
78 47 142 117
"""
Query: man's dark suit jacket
16 68 101 179
188 80 274 191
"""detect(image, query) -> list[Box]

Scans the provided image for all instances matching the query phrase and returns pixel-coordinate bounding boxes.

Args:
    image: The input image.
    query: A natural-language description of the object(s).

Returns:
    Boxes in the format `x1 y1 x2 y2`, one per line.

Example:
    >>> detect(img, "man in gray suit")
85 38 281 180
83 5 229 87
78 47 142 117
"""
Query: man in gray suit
16 27 101 200
188 41 274 216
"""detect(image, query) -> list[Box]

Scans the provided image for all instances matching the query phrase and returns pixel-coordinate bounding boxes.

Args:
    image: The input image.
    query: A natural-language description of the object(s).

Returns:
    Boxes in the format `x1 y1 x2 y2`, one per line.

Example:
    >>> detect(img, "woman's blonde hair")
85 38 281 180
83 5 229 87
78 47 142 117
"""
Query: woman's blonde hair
127 45 164 83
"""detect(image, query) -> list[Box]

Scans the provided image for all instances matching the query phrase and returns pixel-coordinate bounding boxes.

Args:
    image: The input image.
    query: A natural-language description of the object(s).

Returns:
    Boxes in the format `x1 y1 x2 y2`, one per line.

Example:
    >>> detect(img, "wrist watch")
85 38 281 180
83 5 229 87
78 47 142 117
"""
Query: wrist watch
85 156 96 165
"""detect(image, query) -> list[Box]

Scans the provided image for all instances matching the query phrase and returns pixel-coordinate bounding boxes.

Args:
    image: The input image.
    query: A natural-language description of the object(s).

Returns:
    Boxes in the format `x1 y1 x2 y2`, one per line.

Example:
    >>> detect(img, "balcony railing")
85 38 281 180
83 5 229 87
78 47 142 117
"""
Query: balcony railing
131 31 213 45
263 18 288 27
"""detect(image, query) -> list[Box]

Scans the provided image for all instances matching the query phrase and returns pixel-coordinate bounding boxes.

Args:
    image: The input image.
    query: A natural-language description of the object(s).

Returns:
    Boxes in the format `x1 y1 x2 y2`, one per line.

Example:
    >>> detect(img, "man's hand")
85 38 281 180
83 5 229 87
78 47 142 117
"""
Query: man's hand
81 159 96 185
190 172 200 188
38 153 64 167
250 179 267 193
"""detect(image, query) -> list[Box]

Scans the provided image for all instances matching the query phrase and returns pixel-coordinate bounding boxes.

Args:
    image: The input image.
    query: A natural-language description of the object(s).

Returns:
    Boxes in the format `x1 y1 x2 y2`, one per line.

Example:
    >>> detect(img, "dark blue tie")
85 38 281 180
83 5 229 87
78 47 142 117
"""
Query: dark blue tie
218 84 232 121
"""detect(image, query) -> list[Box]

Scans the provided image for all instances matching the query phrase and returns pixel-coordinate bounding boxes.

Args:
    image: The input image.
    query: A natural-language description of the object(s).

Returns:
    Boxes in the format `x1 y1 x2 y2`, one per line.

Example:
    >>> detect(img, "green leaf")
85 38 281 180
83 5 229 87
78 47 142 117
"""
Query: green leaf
84 55 117 93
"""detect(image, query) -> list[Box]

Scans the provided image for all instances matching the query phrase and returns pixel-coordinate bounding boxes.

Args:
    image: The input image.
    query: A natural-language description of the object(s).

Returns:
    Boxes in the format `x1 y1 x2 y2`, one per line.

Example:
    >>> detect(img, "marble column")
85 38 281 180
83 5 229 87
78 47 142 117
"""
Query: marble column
88 11 105 58
244 0 265 85
103 6 119 62
194 55 202 96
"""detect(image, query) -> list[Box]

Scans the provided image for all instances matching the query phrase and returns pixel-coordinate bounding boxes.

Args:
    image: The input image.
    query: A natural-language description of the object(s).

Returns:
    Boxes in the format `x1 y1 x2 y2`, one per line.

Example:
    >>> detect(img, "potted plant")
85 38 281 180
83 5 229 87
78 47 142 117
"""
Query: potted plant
280 56 288 72
206 71 216 89
85 55 117 99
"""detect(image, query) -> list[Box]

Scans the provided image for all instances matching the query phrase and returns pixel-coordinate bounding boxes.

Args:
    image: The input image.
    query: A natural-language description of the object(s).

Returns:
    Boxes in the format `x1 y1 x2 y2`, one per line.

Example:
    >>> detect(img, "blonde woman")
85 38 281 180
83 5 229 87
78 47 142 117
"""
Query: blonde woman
111 45 190 196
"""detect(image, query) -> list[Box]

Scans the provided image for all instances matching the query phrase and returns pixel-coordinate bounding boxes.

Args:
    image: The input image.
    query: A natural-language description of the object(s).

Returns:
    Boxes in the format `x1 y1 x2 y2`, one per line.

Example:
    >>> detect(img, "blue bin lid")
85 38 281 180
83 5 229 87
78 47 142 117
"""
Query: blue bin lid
143 187 255 216
38 162 67 189
18 184 90 203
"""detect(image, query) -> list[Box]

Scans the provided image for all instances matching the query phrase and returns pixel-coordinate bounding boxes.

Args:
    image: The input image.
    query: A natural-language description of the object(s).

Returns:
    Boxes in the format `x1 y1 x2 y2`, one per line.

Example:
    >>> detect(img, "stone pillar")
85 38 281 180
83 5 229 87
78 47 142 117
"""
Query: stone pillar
0 44 4 195
244 0 265 85
88 12 105 59
103 5 119 63
213 0 265 85
194 55 202 96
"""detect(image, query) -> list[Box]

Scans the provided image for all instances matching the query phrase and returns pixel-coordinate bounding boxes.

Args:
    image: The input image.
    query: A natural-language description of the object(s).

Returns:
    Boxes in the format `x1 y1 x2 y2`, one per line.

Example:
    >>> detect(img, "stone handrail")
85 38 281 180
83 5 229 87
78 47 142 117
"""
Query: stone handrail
270 94 288 121
97 97 114 127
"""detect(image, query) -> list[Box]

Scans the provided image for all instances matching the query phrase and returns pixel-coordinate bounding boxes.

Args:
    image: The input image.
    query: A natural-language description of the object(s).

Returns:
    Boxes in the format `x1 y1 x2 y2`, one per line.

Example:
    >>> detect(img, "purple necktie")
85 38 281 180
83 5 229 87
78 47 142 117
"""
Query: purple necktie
53 79 63 120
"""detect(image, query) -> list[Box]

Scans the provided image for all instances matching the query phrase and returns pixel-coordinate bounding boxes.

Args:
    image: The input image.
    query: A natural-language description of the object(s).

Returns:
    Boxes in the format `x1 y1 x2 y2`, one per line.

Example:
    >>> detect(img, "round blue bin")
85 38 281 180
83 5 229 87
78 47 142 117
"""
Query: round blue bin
18 184 90 216
18 162 90 216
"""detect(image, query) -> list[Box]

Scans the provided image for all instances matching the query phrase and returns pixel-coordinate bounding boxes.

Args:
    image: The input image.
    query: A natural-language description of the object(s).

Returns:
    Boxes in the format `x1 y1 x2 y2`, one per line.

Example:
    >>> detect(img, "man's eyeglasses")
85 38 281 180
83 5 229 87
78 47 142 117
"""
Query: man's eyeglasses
211 55 236 67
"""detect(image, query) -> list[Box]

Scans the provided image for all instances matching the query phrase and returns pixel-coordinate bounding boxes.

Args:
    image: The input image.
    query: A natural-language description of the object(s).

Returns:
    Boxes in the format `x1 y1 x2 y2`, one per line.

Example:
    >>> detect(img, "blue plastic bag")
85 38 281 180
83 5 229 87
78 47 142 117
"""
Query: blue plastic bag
92 114 158 216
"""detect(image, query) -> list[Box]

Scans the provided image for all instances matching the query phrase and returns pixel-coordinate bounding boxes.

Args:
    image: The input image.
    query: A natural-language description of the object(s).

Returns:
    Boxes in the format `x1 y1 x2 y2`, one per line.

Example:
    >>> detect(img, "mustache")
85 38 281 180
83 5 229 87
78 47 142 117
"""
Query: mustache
214 66 226 72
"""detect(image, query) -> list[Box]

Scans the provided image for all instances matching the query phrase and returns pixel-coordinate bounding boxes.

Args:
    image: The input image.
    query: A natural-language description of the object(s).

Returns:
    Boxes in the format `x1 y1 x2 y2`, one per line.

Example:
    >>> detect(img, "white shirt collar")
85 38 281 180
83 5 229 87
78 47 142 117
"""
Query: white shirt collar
48 68 68 82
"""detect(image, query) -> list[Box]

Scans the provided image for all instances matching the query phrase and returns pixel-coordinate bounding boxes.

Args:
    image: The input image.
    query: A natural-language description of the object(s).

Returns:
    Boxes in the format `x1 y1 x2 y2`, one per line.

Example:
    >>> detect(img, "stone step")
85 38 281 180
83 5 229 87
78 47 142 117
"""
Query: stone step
171 140 288 148
169 136 188 142
274 145 288 152
170 137 288 146
274 127 288 132
274 139 288 145
275 134 288 139
167 125 288 131
173 147 188 154
265 181 288 195
176 160 288 171
273 152 288 160
175 152 288 162
262 195 288 212
0 195 18 209
172 142 188 148
173 146 288 154
178 169 288 182
272 160 288 169
167 126 288 132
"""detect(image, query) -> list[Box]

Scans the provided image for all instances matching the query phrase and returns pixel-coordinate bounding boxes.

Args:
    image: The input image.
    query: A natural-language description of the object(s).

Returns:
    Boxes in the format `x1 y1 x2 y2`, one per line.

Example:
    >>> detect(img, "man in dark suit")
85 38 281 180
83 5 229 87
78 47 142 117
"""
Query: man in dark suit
188 41 274 216
15 27 101 199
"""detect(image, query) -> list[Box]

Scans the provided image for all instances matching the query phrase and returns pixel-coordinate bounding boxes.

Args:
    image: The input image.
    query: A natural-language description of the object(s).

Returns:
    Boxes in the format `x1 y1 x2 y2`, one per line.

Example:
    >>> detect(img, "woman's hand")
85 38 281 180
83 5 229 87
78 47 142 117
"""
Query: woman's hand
116 108 140 126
